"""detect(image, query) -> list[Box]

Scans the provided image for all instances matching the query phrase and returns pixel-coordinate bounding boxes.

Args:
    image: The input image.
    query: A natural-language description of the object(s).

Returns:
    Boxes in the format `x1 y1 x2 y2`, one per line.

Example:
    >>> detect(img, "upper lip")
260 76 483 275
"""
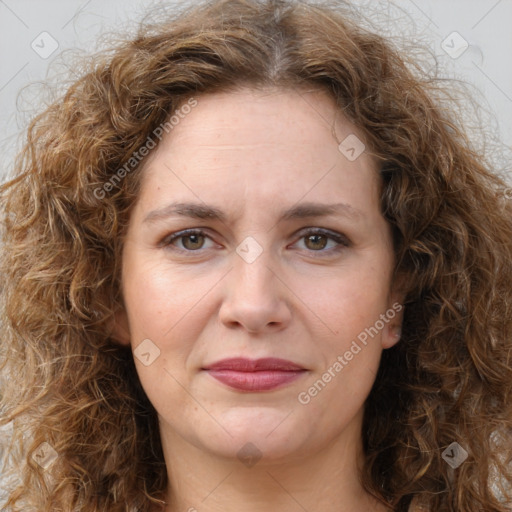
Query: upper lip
202 357 306 371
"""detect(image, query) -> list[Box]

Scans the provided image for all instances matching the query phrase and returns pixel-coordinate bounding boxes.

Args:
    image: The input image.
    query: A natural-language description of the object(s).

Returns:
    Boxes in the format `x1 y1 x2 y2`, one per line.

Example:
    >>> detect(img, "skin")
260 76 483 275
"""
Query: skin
113 86 404 512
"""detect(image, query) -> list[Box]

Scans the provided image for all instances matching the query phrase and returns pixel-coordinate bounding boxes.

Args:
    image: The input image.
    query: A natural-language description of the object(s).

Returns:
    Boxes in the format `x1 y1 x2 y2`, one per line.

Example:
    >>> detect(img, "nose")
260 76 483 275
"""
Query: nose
218 245 292 334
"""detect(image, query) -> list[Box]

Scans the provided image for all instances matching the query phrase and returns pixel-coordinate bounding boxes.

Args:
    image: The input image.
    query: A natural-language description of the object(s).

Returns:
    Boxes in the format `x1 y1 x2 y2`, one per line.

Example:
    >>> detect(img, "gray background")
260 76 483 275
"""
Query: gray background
0 0 511 180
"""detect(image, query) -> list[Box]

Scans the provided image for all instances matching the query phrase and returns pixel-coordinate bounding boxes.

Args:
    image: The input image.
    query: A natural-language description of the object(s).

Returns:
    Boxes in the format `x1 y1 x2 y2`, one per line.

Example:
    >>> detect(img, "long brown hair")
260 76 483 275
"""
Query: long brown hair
1 0 511 510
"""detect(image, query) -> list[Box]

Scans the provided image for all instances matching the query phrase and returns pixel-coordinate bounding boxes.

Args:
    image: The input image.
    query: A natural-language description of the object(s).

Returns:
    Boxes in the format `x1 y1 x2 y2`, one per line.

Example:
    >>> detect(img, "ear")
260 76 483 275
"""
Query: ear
109 306 131 346
381 288 406 350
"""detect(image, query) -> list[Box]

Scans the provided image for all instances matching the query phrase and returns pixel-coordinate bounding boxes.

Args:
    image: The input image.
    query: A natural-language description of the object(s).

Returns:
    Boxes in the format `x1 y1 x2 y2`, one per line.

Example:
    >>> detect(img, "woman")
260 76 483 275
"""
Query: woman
1 0 511 510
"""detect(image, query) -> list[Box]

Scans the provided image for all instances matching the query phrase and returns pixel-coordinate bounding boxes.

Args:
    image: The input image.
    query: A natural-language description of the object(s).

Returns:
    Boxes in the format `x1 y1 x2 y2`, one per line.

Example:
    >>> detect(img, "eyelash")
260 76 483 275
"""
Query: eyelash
160 227 351 256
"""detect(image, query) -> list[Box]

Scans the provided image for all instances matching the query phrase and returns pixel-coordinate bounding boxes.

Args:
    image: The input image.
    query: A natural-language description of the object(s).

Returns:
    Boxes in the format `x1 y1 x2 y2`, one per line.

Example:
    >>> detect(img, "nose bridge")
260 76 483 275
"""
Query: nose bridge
233 234 277 302
219 234 291 332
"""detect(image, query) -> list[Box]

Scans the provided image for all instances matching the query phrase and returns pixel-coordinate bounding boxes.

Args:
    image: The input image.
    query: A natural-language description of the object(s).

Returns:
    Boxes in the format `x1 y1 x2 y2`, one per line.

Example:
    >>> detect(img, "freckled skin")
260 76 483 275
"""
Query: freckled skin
114 87 403 512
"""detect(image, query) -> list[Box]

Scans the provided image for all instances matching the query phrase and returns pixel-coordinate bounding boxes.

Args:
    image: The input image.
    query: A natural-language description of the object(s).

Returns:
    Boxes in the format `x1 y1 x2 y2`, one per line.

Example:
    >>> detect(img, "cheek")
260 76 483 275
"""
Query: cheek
295 271 389 426
314 260 392 335
120 251 205 390
301 257 392 398
121 260 211 422
122 248 210 339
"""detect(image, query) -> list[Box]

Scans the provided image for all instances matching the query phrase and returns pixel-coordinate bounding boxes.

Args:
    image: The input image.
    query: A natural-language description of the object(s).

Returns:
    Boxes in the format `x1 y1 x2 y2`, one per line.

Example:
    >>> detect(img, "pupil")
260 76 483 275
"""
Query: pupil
185 234 203 249
307 234 326 250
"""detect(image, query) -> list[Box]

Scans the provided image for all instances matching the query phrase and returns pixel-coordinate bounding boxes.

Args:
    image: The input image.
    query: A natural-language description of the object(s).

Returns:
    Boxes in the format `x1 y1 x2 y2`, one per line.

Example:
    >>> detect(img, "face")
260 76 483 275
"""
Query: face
114 86 403 463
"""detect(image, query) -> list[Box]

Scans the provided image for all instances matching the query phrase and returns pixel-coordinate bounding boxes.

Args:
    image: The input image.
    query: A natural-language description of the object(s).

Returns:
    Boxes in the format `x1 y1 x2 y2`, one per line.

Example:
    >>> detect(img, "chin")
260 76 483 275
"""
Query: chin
196 409 309 463
206 436 304 466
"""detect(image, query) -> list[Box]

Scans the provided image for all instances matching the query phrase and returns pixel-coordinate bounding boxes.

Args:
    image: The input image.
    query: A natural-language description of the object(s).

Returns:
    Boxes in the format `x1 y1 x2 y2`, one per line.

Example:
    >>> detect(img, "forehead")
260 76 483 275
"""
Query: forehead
134 86 381 221
153 86 367 154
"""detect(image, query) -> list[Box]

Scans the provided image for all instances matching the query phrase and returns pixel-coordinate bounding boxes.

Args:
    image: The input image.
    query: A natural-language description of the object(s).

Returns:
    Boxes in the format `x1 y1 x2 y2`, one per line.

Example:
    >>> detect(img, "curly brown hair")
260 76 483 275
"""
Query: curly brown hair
1 0 511 511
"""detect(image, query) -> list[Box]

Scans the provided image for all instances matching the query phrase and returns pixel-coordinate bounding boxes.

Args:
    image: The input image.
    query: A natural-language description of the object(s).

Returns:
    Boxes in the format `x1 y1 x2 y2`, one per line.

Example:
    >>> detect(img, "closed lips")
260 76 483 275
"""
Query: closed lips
202 357 308 392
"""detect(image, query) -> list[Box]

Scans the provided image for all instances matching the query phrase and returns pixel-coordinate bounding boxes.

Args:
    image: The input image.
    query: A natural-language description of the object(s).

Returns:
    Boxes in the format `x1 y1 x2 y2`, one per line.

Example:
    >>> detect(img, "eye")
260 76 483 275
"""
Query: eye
293 228 350 255
161 229 215 251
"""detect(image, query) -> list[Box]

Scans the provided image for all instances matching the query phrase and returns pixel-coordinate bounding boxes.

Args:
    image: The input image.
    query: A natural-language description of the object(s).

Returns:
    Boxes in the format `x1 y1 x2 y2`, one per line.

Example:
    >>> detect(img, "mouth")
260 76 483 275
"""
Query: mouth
201 357 308 392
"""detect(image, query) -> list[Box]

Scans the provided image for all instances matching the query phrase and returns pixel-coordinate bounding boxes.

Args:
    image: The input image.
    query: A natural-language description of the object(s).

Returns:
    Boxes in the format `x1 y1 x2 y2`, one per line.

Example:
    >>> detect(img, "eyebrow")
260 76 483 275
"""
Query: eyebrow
143 201 364 224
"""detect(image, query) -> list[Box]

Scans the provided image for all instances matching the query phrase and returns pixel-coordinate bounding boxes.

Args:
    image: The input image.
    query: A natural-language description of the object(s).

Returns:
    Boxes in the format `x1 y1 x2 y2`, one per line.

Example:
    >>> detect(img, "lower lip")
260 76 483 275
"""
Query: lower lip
205 370 306 391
